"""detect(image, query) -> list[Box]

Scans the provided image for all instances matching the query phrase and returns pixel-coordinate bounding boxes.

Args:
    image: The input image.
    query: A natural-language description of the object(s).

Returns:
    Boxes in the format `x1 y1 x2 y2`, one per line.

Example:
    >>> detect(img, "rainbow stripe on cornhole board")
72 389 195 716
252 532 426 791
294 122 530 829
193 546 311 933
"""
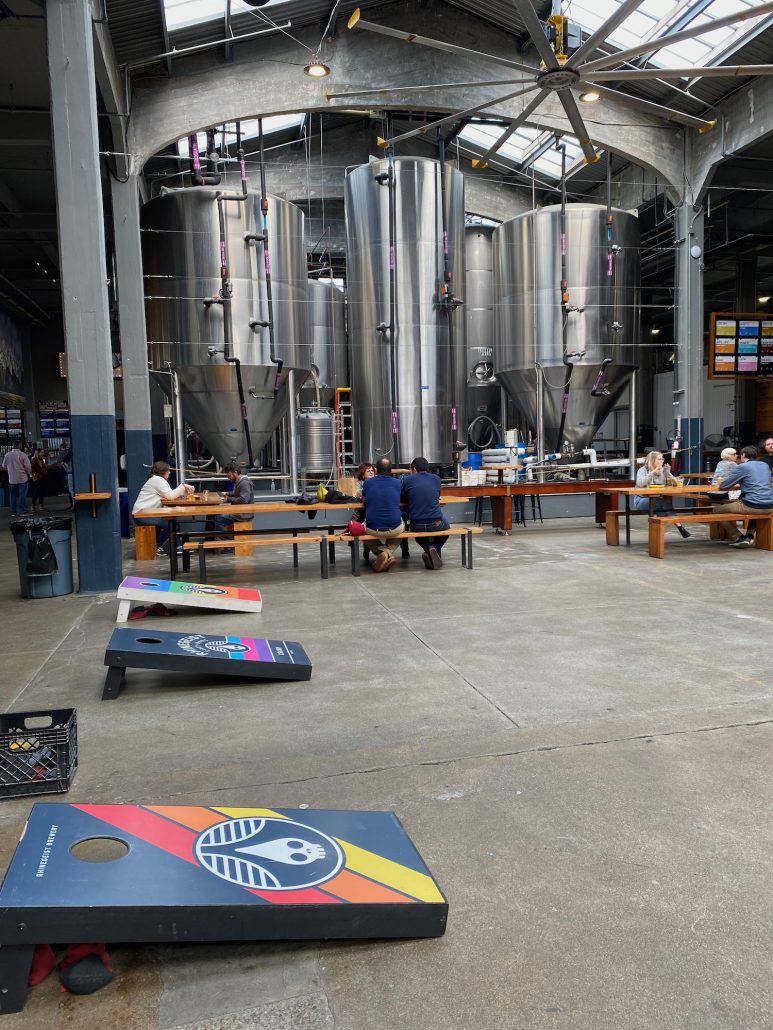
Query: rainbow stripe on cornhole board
0 804 447 945
117 576 262 622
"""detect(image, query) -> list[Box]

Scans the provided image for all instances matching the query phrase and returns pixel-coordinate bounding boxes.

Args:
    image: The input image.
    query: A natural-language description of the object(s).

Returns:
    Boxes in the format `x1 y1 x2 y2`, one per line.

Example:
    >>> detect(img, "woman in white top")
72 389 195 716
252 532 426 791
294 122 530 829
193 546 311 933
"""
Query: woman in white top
131 461 193 551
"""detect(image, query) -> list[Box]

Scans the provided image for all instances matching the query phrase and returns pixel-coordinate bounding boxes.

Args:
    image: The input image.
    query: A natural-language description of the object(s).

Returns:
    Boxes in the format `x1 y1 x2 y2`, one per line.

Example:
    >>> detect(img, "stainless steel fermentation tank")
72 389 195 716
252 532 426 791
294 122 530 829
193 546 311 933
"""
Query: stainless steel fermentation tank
142 187 311 468
494 205 640 452
345 157 465 466
464 225 501 445
304 279 347 407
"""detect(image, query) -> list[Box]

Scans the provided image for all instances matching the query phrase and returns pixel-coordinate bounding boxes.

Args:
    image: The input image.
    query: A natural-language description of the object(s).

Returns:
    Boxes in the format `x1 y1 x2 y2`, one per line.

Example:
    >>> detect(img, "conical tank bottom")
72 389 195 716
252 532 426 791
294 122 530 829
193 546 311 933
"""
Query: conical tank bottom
154 365 309 468
496 364 634 453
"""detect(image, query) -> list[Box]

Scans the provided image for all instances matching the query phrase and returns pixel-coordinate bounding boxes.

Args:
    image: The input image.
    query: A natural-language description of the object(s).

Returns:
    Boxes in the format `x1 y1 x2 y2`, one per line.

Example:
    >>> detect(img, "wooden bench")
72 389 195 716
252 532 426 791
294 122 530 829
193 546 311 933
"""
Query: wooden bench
648 512 773 559
605 507 712 546
183 535 328 581
339 527 484 576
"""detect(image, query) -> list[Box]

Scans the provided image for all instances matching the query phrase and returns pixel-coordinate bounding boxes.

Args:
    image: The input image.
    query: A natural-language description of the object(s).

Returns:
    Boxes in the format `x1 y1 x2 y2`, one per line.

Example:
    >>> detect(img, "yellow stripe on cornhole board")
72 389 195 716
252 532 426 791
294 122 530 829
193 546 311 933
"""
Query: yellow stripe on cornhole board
213 807 444 903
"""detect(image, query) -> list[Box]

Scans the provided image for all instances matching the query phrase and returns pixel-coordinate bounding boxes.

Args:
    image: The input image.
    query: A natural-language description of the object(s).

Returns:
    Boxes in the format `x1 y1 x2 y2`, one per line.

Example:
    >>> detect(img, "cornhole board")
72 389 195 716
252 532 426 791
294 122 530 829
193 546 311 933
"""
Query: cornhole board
116 576 262 623
0 803 448 1014
102 628 311 700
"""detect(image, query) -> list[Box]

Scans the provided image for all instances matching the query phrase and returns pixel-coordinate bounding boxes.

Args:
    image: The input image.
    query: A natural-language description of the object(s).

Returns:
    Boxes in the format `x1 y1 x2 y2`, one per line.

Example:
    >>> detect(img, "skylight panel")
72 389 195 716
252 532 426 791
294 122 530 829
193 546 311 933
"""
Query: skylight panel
567 0 770 70
459 123 585 178
164 0 281 32
175 116 304 156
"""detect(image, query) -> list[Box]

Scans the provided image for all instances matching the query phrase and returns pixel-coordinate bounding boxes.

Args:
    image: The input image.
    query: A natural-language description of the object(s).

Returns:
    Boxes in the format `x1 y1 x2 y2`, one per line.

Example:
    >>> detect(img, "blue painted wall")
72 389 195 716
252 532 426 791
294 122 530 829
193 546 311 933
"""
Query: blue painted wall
71 413 122 592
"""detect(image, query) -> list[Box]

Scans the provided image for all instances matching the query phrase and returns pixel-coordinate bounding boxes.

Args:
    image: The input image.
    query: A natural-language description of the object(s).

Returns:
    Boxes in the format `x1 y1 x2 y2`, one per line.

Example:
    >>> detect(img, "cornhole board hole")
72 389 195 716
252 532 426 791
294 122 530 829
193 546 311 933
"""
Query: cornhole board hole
116 576 262 623
102 628 311 700
0 803 448 1014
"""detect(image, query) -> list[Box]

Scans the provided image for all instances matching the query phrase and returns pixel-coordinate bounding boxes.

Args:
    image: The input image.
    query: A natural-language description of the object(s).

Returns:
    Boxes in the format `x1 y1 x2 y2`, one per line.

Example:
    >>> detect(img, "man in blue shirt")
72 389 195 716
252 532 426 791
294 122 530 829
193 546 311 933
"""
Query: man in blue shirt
713 445 773 546
401 456 449 569
362 457 404 572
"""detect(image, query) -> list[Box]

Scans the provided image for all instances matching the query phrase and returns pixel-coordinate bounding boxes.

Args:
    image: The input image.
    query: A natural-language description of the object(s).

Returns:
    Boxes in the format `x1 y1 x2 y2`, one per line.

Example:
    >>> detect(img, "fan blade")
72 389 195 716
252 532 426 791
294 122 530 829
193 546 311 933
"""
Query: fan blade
580 83 716 131
470 89 549 167
510 0 559 68
559 91 598 163
590 65 773 81
346 9 539 74
581 1 773 74
377 85 539 148
325 77 534 100
568 0 644 68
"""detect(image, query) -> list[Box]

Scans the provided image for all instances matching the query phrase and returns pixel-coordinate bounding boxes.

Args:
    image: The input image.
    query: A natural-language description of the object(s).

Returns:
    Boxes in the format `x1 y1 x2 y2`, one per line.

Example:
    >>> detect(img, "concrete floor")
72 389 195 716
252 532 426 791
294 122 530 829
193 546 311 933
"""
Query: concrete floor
1 501 772 1029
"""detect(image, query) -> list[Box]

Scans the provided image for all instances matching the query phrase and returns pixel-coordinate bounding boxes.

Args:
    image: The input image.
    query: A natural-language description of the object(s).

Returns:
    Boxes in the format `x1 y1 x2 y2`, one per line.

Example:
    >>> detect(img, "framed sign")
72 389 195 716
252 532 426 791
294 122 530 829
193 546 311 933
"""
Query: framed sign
709 312 773 378
38 400 70 439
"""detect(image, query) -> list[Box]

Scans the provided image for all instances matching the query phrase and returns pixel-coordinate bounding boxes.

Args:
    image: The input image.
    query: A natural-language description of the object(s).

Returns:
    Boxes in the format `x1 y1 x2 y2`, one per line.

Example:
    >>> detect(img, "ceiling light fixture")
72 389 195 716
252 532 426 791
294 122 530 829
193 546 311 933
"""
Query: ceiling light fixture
758 295 770 303
304 57 330 77
651 327 661 335
580 90 600 102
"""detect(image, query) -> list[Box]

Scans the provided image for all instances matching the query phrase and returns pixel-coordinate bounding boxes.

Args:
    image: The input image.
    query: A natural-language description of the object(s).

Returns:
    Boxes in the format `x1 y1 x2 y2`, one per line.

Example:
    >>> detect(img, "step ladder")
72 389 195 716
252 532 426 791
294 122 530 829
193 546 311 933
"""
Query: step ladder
335 387 354 476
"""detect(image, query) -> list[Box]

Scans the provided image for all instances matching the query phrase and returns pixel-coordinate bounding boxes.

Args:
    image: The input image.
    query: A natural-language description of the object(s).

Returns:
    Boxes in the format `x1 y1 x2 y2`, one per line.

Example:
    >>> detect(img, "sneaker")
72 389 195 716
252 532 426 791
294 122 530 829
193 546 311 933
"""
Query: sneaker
428 546 443 569
156 546 166 556
731 535 753 548
422 551 433 570
372 552 391 573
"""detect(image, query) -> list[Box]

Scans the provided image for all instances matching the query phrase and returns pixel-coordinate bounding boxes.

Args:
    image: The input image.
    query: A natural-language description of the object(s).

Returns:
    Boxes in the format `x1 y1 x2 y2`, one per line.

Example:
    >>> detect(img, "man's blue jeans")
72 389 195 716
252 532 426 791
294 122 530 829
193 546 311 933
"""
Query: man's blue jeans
410 516 450 552
9 481 28 515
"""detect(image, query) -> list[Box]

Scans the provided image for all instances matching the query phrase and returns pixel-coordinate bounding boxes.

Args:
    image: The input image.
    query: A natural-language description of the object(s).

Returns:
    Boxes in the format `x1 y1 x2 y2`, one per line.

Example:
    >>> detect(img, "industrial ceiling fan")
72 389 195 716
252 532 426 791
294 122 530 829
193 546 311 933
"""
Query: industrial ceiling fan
332 0 773 166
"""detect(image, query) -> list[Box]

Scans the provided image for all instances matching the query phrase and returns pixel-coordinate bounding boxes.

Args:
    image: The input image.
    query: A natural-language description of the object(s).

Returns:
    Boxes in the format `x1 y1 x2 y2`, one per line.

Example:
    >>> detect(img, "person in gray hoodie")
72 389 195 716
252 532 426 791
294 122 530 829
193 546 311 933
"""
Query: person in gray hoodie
216 466 254 534
712 445 773 546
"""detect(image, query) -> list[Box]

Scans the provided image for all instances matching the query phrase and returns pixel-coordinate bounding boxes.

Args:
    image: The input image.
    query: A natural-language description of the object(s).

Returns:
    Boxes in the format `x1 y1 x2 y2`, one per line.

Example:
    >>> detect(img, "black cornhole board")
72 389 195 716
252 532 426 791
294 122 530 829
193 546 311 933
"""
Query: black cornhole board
102 628 312 699
0 803 448 1014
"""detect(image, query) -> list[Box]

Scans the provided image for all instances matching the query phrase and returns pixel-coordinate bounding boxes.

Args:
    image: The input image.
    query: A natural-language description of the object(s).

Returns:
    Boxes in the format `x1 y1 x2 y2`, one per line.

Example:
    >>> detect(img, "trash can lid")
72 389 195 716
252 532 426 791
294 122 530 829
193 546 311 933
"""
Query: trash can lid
10 515 72 533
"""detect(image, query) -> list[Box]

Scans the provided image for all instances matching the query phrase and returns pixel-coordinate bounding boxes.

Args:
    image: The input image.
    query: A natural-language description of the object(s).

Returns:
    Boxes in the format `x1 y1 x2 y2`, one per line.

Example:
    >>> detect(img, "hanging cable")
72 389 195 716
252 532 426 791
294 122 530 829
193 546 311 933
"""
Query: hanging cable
373 133 398 456
554 139 572 454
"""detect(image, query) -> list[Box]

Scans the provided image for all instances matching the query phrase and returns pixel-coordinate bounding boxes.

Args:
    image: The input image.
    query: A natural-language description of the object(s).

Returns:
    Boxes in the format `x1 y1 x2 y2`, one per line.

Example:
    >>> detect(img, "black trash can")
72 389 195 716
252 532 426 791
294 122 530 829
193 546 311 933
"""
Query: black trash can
10 516 74 598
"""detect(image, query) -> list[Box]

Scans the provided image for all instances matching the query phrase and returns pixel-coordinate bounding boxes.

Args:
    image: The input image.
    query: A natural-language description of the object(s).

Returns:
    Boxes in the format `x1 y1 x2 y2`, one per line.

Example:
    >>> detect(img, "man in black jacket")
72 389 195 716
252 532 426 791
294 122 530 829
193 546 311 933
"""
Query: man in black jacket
216 466 254 534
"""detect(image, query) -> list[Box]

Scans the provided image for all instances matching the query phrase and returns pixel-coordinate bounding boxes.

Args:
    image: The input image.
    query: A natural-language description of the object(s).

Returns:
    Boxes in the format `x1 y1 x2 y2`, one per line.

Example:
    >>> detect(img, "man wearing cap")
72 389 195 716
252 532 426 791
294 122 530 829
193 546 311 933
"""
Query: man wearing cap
712 445 773 547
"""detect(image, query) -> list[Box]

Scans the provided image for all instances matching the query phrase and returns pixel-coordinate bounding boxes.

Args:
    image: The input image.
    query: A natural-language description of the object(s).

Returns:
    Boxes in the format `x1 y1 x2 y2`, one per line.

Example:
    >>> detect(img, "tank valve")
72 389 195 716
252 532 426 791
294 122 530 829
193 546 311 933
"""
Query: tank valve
610 321 623 332
249 319 270 330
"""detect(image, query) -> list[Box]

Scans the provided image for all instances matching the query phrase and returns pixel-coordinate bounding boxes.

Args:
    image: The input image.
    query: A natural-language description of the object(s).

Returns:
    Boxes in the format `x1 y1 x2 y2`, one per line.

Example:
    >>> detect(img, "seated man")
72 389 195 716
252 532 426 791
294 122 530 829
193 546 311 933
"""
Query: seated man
401 456 449 570
712 445 773 546
216 466 254 536
362 457 404 572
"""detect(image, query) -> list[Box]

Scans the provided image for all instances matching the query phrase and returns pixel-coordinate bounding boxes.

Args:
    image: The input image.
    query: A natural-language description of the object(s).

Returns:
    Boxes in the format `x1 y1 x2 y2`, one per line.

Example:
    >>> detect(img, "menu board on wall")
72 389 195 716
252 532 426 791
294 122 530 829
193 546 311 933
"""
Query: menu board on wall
709 312 773 378
38 400 70 439
0 407 23 440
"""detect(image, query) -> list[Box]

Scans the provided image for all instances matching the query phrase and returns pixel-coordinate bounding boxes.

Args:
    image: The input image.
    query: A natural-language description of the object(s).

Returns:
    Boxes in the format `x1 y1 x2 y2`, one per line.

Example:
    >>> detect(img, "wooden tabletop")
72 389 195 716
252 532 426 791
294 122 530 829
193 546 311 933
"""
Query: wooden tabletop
135 496 468 519
615 485 715 496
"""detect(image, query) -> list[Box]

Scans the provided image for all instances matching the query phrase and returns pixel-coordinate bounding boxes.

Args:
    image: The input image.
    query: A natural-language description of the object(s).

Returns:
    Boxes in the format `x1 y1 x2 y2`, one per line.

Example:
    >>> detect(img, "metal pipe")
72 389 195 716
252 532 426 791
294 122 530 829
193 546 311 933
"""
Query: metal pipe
629 368 637 482
555 142 572 454
171 368 186 486
373 144 398 453
256 117 282 393
535 362 545 482
438 136 462 463
287 369 300 494
123 22 291 70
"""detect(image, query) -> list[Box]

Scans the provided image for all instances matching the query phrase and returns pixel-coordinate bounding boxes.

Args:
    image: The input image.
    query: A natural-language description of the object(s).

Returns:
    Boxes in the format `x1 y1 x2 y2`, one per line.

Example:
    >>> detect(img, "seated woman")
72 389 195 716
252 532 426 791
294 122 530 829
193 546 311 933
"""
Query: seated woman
712 447 739 488
131 461 194 555
353 462 376 562
634 451 690 539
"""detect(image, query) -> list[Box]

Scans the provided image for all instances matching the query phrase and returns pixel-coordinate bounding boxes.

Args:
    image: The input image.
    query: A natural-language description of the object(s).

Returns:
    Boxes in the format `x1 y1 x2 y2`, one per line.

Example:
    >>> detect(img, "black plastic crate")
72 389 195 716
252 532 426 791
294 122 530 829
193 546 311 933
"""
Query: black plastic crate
0 709 77 799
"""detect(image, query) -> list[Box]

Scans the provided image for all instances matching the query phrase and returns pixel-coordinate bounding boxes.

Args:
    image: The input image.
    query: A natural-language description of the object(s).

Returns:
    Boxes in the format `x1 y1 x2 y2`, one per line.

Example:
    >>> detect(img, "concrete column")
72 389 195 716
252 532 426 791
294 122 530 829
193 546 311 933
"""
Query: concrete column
111 172 153 509
47 0 121 591
673 205 704 474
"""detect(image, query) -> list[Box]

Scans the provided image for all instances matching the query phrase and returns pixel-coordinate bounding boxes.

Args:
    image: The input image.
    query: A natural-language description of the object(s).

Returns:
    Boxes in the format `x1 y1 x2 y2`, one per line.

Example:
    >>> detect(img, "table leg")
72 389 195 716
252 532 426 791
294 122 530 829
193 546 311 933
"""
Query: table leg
328 529 336 565
466 530 473 569
461 534 467 568
198 545 207 583
0 945 34 1014
320 540 329 580
491 496 512 534
292 530 299 569
116 599 131 623
625 494 631 546
169 521 178 579
351 541 361 577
